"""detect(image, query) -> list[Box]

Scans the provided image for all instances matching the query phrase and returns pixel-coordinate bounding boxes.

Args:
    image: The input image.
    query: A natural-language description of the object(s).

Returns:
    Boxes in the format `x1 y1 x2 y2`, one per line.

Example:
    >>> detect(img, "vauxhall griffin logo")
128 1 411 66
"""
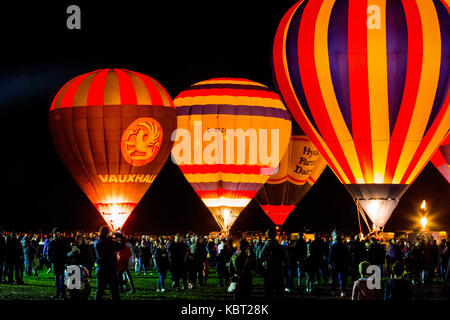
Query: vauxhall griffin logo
121 117 163 167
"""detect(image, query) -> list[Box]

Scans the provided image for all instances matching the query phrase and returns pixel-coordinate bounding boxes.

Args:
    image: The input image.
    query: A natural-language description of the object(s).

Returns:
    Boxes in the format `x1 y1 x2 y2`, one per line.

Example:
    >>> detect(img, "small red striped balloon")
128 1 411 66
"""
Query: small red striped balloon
255 124 327 226
49 69 177 231
273 1 450 230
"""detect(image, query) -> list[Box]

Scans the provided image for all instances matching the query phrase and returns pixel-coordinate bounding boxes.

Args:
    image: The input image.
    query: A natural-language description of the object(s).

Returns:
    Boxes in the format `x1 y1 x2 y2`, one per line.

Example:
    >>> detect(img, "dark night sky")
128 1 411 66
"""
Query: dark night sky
0 1 448 235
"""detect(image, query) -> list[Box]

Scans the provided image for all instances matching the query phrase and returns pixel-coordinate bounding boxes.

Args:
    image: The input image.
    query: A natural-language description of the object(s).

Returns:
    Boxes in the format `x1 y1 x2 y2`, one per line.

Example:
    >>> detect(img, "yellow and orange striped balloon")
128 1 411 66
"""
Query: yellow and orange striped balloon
172 78 291 231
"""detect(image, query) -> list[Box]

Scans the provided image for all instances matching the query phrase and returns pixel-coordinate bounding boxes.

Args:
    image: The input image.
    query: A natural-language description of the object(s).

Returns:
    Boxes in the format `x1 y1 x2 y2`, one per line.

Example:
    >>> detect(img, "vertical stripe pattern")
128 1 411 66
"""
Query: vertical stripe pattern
272 0 450 200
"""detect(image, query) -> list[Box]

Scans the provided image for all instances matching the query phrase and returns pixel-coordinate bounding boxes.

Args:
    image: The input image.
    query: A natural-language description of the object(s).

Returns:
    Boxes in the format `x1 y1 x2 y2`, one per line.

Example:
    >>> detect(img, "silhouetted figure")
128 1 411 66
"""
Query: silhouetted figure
260 229 286 300
0 231 5 282
230 239 253 300
384 261 412 301
216 238 232 288
48 228 70 298
93 226 124 301
349 235 366 281
5 232 24 284
154 240 170 292
295 232 307 286
168 233 189 290
328 234 349 297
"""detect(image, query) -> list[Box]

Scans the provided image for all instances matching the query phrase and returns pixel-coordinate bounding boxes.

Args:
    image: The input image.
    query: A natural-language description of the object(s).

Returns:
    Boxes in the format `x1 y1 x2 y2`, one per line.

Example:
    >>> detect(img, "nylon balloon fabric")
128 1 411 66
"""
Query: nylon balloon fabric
49 69 177 231
256 127 327 226
431 134 450 183
272 0 450 229
172 78 292 232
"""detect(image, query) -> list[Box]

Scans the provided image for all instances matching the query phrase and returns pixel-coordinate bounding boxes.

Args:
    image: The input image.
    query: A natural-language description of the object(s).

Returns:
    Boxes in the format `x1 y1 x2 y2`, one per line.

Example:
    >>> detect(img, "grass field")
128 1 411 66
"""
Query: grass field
0 267 447 300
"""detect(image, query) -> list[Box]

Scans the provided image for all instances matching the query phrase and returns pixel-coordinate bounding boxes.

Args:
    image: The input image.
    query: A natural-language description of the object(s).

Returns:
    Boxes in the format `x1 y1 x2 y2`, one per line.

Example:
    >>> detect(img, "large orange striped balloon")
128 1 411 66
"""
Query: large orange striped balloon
49 69 177 231
273 1 450 229
431 134 450 183
172 78 292 231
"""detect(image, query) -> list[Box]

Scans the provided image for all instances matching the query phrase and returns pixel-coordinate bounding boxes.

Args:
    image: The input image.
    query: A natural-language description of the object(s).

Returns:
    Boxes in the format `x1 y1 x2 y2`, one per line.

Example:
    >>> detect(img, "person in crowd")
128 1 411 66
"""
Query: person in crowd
368 238 386 275
260 229 286 300
216 238 232 288
229 238 253 300
22 235 36 276
47 228 70 299
6 232 24 285
386 238 402 277
349 235 366 281
285 239 297 292
445 251 450 300
439 239 448 280
154 239 170 292
384 261 412 300
168 233 189 291
199 236 209 286
295 232 307 287
320 235 330 285
351 261 379 300
303 241 316 294
409 240 425 285
93 227 125 301
123 235 136 293
67 234 90 267
253 236 264 277
280 240 290 293
305 233 323 293
116 233 135 294
328 234 349 297
30 236 40 276
187 236 202 289
41 236 52 273
206 237 217 268
0 231 6 282
423 238 432 282
428 238 439 281
136 239 151 275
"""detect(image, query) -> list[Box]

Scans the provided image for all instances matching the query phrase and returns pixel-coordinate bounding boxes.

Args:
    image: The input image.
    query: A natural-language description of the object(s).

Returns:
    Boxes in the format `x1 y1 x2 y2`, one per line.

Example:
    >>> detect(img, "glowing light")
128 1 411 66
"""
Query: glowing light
359 199 399 230
223 208 231 229
420 200 427 210
367 200 381 219
95 202 136 231
420 216 428 230
202 197 251 208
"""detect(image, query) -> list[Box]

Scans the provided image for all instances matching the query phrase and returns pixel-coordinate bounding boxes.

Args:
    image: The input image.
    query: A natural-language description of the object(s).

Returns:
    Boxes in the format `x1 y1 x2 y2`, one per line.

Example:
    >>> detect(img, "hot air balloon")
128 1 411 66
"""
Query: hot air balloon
273 1 450 231
49 69 177 231
431 134 450 183
256 123 327 226
172 78 291 232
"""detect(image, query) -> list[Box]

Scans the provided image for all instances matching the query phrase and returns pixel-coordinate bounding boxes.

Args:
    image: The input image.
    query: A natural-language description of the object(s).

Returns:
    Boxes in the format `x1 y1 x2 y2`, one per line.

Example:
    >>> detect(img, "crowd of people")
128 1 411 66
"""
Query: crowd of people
0 226 449 301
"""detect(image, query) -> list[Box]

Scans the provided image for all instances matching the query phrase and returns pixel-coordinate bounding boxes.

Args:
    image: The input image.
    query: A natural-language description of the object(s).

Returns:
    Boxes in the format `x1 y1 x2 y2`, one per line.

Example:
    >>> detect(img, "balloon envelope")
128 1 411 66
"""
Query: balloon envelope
49 69 177 230
273 1 450 229
431 134 450 183
256 125 327 226
172 78 291 231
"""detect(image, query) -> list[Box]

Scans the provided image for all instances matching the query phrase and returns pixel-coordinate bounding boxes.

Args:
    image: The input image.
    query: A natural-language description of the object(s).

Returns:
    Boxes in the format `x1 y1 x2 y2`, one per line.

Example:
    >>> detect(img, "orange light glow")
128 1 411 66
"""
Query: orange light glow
420 200 427 210
420 216 428 230
95 202 137 231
